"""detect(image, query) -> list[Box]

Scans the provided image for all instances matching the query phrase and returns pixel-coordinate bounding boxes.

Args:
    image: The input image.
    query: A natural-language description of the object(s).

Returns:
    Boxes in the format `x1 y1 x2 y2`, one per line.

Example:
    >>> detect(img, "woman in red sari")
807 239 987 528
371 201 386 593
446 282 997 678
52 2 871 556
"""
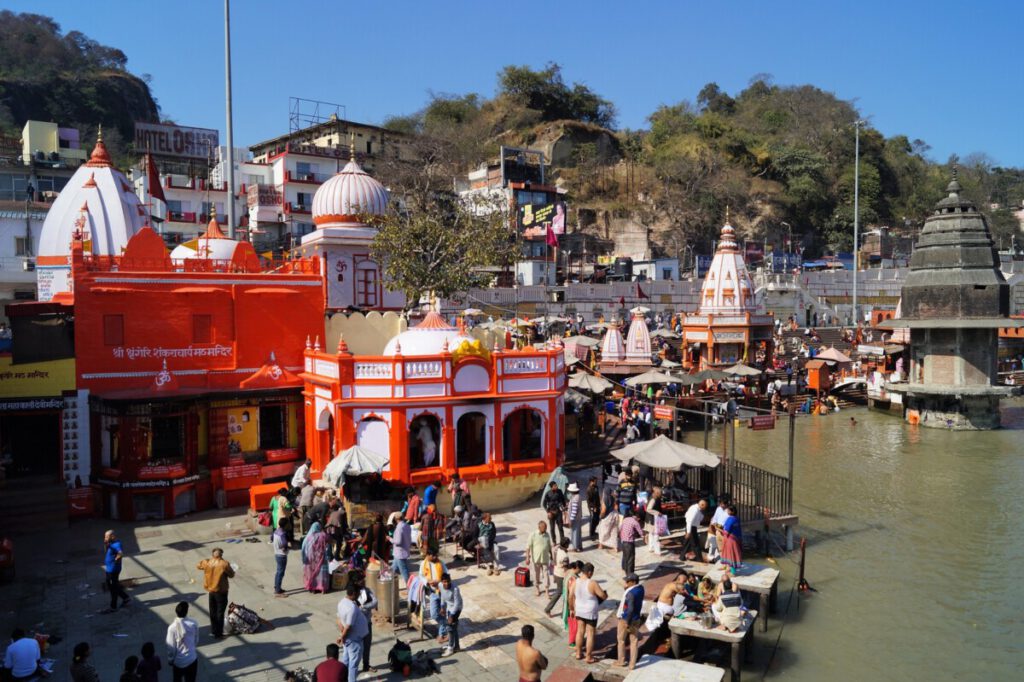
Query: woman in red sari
719 506 743 573
301 521 331 593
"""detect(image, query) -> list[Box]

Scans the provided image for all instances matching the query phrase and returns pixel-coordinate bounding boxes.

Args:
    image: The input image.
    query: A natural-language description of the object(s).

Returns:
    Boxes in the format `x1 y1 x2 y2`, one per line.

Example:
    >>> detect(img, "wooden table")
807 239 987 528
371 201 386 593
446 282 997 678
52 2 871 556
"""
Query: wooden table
623 655 725 682
668 610 757 682
680 561 779 632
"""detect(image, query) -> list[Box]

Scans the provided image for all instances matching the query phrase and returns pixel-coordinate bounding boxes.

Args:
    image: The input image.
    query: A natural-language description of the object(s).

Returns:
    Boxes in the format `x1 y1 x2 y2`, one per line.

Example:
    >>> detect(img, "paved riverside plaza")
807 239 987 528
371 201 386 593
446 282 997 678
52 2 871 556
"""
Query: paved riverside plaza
0 472 784 681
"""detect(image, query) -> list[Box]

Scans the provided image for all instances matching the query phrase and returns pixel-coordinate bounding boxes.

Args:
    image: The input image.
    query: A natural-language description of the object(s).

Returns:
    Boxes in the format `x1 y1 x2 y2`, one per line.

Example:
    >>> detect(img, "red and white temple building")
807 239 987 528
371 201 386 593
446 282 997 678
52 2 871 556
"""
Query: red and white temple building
679 218 774 367
0 132 567 521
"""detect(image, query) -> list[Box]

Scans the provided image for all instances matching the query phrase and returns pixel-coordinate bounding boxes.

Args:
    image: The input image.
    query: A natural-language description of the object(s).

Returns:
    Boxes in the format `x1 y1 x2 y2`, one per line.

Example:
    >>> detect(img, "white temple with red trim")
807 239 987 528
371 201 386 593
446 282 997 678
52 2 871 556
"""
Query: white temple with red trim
301 311 566 509
679 216 774 367
296 155 404 311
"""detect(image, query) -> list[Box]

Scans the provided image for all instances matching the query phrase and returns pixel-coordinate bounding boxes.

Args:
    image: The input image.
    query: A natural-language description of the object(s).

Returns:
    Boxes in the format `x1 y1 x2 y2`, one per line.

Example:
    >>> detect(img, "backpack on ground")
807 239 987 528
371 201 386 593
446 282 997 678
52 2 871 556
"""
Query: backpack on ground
388 640 413 675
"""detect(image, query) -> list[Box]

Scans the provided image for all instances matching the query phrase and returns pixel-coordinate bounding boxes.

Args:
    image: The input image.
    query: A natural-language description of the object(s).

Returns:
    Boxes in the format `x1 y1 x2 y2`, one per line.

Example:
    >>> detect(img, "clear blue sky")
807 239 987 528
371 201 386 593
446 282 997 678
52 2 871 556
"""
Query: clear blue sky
8 0 1024 166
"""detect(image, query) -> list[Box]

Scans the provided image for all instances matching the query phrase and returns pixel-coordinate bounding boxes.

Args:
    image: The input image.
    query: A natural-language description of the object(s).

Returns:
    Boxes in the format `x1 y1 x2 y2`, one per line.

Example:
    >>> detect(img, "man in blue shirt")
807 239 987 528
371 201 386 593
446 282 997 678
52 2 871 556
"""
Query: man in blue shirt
615 573 645 671
103 529 130 612
421 480 440 514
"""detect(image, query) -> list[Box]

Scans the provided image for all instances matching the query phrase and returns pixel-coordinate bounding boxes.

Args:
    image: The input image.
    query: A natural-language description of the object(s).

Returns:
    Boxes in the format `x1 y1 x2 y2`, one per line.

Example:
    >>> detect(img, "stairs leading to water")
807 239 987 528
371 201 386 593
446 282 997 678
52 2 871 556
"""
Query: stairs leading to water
0 479 69 535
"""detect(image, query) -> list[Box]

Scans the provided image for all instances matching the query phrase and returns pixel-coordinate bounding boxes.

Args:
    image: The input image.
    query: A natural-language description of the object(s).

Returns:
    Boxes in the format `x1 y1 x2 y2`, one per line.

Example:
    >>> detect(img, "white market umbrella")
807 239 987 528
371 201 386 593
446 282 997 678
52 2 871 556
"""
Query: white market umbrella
650 329 680 339
816 347 853 363
462 308 484 316
336 445 389 475
630 306 651 315
625 370 677 387
723 362 763 377
659 359 682 368
612 435 720 469
564 348 581 365
569 373 613 393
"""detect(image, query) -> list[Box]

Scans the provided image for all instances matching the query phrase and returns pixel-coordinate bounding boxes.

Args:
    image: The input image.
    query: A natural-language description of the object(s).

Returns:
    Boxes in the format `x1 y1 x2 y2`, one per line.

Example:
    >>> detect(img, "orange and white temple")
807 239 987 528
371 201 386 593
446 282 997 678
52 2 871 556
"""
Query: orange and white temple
679 216 774 367
301 312 566 507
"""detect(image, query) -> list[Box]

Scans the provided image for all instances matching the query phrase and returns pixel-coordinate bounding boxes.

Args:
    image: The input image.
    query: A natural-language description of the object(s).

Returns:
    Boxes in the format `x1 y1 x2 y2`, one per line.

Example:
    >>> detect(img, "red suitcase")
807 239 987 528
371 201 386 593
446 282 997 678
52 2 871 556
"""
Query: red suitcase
515 565 531 588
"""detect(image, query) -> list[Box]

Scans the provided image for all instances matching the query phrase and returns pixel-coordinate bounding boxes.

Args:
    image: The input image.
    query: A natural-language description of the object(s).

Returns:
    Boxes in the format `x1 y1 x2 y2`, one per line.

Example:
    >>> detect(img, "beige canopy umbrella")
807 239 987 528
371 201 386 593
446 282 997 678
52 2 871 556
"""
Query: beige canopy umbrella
612 435 720 469
816 347 853 363
563 335 601 348
625 370 678 387
659 358 682 368
564 348 581 365
723 362 763 377
569 372 613 393
650 329 680 339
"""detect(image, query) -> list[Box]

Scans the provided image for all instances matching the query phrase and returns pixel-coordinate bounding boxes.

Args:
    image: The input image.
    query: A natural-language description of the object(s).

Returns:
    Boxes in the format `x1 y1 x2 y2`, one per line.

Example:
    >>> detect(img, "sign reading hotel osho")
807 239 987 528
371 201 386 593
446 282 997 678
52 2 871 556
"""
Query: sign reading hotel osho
134 122 219 160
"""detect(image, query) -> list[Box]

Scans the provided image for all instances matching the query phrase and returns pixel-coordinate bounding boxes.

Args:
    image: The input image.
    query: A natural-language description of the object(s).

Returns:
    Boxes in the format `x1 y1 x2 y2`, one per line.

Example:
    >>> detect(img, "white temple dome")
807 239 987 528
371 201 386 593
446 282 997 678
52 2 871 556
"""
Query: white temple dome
381 311 473 357
169 213 243 260
312 159 389 227
698 216 760 315
38 131 146 258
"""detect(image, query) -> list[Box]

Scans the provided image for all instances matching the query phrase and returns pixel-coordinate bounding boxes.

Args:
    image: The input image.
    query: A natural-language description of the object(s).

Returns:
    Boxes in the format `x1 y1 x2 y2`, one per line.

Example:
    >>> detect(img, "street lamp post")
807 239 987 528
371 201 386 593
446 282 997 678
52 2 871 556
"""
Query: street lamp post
852 120 864 327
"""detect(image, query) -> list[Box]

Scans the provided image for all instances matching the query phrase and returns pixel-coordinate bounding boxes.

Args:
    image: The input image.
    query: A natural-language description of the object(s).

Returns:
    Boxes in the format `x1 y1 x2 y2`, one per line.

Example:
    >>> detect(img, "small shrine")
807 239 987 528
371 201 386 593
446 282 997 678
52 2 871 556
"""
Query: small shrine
598 311 654 375
679 214 774 367
884 172 1022 429
301 311 566 509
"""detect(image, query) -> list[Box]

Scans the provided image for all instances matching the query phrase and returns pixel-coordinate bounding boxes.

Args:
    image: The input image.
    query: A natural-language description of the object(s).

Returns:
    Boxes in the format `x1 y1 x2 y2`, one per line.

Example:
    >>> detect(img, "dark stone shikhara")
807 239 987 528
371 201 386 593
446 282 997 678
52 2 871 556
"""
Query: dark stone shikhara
888 172 1017 429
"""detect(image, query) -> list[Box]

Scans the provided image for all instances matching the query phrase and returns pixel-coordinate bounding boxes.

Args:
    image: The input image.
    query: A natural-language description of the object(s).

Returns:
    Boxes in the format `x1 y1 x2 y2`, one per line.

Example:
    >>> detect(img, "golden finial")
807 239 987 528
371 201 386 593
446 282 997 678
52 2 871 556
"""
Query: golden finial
97 124 103 143
349 131 356 160
725 205 730 224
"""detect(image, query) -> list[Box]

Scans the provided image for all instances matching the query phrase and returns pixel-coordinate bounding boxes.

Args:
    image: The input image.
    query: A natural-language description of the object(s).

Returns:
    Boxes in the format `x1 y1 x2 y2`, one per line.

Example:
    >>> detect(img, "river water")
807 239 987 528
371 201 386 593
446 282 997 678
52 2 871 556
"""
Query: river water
699 400 1024 681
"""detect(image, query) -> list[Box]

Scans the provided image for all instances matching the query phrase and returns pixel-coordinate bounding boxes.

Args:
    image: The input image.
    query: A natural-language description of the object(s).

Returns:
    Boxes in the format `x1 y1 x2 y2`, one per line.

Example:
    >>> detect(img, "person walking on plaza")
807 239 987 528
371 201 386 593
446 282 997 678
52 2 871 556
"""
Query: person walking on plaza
542 481 566 545
572 563 607 664
719 505 743 571
477 512 499 574
336 584 369 682
586 477 601 541
596 481 619 550
544 538 571 616
567 482 584 551
314 643 346 682
438 573 463 657
165 602 199 682
196 548 234 638
271 487 295 547
302 521 331 594
618 510 644 576
617 474 637 517
419 548 447 635
516 625 548 682
525 520 553 598
354 574 378 673
616 573 645 671
70 642 99 682
326 499 349 562
390 514 412 585
103 529 131 613
681 499 708 561
120 655 142 682
645 486 664 556
422 480 441 514
272 518 289 596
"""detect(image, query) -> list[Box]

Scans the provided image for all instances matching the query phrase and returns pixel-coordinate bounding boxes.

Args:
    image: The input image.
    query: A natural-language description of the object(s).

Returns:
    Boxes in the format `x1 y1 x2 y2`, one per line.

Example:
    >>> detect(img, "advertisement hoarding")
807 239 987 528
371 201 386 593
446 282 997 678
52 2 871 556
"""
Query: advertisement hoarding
134 122 219 160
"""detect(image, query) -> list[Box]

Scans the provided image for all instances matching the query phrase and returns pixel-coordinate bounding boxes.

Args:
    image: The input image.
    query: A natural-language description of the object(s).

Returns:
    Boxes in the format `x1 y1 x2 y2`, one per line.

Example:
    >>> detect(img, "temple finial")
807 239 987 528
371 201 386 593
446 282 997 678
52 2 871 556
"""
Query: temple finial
725 205 730 224
349 131 356 160
97 124 103 143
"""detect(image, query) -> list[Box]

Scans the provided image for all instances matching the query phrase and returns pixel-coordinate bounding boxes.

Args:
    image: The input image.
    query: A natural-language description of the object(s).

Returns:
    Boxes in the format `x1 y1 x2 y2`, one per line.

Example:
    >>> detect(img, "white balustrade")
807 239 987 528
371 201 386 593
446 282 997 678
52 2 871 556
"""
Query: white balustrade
354 362 393 379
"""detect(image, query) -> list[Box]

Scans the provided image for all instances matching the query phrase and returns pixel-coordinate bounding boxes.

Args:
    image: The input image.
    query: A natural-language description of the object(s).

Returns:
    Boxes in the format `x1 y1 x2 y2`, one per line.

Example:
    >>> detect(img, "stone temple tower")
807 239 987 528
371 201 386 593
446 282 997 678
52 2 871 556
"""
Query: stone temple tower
886 171 1021 429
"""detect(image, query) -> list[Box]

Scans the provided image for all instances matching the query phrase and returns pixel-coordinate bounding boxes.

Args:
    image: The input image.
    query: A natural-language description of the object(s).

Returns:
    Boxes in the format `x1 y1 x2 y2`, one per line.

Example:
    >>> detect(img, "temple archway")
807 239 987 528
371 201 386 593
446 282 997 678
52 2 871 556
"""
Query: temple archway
502 408 544 462
456 411 487 468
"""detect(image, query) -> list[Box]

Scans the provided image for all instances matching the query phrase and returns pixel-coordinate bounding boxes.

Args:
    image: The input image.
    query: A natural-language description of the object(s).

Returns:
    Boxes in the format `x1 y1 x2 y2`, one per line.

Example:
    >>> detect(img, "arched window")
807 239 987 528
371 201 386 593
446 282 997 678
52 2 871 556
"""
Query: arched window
356 417 389 463
503 409 543 462
456 412 487 468
409 414 441 470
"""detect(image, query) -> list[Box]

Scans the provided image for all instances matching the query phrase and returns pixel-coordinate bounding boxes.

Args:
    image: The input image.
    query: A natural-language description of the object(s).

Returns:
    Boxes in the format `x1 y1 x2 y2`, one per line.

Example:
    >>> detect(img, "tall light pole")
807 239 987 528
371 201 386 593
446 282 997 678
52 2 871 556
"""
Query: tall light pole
852 120 864 326
224 0 237 238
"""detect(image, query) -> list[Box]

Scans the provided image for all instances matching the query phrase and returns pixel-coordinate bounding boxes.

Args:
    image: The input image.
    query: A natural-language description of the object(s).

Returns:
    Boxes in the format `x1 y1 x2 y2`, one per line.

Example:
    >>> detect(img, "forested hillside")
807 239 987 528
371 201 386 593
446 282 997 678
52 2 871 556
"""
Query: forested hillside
384 66 1024 257
0 12 160 163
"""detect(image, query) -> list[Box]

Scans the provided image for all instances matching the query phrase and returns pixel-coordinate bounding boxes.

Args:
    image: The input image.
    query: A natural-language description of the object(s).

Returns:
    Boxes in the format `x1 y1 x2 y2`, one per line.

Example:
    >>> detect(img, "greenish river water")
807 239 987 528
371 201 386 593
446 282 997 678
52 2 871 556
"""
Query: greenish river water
704 400 1024 681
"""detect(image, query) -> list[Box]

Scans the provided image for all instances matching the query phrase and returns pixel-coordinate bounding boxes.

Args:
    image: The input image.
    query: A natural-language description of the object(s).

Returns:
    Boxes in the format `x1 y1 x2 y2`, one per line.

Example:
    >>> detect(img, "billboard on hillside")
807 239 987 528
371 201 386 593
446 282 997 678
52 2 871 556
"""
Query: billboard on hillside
134 122 219 160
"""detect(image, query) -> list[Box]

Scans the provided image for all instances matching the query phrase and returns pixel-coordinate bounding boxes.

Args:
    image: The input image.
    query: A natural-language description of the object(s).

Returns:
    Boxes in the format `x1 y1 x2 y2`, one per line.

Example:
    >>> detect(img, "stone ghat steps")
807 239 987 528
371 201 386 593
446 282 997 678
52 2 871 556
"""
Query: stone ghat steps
0 481 69 535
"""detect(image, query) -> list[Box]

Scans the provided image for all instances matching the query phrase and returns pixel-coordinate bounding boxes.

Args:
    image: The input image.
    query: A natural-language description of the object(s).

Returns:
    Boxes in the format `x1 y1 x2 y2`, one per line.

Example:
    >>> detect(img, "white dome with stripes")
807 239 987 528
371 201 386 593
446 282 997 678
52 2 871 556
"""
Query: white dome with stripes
312 159 389 227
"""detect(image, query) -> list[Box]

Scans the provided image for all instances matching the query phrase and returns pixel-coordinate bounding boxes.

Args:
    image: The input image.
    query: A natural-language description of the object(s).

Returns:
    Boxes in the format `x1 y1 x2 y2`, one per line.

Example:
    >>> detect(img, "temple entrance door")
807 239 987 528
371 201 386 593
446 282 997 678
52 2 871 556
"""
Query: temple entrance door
327 415 336 460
